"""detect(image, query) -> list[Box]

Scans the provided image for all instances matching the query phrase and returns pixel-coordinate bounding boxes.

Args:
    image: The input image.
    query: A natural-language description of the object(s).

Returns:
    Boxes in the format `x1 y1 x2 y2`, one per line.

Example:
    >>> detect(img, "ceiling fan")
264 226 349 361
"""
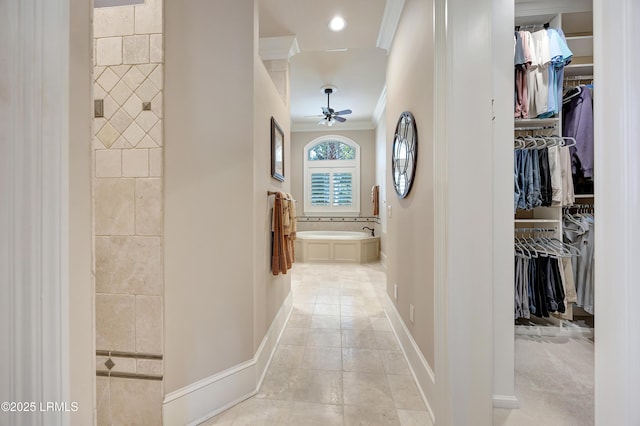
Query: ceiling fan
309 86 352 126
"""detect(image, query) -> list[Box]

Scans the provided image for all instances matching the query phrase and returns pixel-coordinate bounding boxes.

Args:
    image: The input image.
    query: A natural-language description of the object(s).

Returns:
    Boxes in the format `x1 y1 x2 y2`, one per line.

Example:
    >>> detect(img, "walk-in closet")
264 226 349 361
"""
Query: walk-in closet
510 0 595 423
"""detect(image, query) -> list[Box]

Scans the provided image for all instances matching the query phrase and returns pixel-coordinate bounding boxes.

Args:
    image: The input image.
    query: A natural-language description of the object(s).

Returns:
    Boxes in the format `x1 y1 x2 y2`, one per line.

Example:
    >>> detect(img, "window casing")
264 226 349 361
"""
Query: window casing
304 136 360 215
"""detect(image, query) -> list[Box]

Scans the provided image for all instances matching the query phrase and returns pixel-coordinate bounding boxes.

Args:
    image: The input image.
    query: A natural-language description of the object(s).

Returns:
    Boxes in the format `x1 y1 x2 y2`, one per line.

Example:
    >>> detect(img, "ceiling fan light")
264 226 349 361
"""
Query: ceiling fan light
329 16 346 32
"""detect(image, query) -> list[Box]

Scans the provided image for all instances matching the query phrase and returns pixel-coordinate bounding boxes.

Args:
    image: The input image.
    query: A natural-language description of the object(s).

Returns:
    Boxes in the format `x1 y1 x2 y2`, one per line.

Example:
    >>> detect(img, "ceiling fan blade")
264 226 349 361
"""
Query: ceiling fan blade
334 109 352 115
334 116 347 122
305 114 325 118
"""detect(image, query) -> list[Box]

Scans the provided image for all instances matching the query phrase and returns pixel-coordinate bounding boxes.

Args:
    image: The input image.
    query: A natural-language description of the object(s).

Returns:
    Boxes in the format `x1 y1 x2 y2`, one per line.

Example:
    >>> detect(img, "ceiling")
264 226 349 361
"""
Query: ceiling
259 0 394 131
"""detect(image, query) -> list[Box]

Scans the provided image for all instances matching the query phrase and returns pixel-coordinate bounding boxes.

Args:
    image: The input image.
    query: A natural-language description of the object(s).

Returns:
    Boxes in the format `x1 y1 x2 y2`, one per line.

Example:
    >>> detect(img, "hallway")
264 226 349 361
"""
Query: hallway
202 262 431 425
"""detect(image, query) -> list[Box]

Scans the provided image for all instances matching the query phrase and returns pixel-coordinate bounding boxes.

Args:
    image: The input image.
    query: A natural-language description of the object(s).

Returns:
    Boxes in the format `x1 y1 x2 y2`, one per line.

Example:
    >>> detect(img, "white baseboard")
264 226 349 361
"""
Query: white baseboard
379 251 387 268
163 292 293 426
515 324 594 339
492 394 520 409
383 295 436 425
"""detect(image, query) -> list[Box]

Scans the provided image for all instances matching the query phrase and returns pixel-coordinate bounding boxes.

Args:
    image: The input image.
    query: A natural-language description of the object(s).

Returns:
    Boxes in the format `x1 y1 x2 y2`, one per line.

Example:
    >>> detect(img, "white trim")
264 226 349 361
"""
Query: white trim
492 395 520 409
163 292 293 426
492 0 517 409
292 120 375 133
376 0 406 52
372 86 387 126
383 295 436 425
1 1 71 424
594 0 640 423
259 36 300 61
432 0 450 425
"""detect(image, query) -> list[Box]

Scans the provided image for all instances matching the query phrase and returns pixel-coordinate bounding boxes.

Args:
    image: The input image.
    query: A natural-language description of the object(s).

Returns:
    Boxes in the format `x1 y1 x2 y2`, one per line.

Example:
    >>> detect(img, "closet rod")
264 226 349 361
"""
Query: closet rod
564 75 593 81
515 23 549 31
514 125 556 131
515 227 556 233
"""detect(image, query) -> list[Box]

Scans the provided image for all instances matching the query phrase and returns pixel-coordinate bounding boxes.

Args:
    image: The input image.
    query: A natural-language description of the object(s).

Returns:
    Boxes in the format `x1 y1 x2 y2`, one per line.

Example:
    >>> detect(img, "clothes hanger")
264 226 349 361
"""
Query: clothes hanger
549 237 582 257
516 236 536 258
561 136 577 148
540 236 572 257
563 86 582 104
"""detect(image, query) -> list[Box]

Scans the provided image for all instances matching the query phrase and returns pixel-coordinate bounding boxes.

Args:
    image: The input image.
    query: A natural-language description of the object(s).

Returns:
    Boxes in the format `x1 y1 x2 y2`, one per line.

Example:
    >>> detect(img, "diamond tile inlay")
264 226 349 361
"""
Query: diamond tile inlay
137 111 158 133
123 66 146 90
135 79 160 102
123 93 143 119
122 122 145 146
96 122 120 148
110 80 134 106
97 67 119 93
110 108 134 134
104 358 115 370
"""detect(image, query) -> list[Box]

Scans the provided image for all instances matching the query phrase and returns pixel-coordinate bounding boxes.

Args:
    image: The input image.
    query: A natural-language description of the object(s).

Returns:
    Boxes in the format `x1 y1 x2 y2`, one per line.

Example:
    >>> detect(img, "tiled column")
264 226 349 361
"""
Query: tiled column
92 0 164 424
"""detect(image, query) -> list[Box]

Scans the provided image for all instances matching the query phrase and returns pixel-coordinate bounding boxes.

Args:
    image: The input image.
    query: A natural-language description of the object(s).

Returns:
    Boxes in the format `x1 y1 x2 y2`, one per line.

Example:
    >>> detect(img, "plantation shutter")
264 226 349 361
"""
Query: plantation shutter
310 172 330 206
332 172 353 206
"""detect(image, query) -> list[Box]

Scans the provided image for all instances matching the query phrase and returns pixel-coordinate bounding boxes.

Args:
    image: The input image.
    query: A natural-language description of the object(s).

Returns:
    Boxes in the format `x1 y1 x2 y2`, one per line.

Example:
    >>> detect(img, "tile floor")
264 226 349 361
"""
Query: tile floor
202 262 432 426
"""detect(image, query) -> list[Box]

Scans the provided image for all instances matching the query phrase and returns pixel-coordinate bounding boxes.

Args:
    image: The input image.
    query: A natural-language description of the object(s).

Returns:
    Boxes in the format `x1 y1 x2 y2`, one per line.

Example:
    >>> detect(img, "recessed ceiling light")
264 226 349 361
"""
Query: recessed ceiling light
329 16 346 32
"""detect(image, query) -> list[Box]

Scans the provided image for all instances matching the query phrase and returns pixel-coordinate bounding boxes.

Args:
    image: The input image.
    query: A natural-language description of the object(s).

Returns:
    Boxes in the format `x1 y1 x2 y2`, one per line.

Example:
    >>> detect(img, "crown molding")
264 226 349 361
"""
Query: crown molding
376 0 406 52
259 36 300 61
372 85 387 126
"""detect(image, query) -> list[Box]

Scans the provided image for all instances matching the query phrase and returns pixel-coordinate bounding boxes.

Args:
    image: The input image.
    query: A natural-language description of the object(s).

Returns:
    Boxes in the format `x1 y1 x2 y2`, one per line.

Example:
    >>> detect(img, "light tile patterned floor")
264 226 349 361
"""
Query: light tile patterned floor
202 262 432 426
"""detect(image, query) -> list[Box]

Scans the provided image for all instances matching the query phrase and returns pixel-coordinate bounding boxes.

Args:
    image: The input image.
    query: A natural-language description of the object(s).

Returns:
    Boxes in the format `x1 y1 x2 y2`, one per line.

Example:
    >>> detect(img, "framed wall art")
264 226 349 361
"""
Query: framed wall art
271 117 285 181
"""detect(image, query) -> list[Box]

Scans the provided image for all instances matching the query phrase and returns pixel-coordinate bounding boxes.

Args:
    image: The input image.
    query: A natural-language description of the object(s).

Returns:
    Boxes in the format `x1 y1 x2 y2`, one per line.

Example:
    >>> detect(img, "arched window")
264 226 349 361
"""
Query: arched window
304 136 360 215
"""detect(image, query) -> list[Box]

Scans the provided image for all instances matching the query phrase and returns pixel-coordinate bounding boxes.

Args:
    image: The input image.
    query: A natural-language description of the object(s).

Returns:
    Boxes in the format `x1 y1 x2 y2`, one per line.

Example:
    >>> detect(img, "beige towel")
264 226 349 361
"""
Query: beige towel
371 185 380 216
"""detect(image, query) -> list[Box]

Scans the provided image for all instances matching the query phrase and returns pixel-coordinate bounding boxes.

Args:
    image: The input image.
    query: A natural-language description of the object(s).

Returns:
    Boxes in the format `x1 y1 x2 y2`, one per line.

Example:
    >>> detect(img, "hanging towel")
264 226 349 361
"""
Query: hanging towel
271 192 289 275
272 192 297 275
372 185 380 216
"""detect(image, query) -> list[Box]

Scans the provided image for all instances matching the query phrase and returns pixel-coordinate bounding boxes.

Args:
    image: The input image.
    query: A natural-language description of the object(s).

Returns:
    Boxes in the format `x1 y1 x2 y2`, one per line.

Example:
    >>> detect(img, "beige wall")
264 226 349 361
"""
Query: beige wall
291 129 377 218
253 53 292 350
384 0 435 367
69 0 95 424
165 0 291 394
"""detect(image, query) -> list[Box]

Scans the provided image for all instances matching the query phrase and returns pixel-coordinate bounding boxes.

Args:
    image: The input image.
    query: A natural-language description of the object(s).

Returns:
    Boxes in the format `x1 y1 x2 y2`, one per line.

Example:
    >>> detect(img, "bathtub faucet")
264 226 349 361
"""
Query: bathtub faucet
362 226 375 237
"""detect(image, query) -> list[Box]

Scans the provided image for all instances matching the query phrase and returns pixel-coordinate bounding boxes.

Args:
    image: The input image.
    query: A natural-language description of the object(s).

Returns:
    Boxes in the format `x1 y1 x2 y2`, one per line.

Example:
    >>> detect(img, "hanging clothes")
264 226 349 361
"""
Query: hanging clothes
515 253 567 319
514 27 573 118
563 213 595 314
563 86 594 194
514 146 551 210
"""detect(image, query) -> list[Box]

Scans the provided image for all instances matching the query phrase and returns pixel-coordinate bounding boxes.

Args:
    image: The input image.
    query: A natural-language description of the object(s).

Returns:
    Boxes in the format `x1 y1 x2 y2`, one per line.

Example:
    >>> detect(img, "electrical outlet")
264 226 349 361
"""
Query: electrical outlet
410 304 415 323
393 283 398 300
387 205 392 218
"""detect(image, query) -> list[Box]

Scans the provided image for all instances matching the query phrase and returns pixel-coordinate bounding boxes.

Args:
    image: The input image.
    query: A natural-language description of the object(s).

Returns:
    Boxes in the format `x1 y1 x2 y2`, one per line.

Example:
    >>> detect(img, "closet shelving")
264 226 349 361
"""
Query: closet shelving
562 11 593 77
513 8 594 337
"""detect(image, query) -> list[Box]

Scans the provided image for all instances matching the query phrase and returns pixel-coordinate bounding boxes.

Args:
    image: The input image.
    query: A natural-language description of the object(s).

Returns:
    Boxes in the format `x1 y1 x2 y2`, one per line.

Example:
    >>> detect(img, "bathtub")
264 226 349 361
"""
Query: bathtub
294 231 380 263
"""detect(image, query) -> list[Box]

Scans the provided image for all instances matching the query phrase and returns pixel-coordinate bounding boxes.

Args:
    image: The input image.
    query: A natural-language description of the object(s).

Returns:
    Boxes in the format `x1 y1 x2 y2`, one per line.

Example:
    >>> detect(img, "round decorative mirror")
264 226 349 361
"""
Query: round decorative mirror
391 111 418 198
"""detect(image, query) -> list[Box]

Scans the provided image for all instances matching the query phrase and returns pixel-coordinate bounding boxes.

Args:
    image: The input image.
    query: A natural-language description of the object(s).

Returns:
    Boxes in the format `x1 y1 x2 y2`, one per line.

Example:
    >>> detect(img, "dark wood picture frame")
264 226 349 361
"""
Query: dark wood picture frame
271 117 285 181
